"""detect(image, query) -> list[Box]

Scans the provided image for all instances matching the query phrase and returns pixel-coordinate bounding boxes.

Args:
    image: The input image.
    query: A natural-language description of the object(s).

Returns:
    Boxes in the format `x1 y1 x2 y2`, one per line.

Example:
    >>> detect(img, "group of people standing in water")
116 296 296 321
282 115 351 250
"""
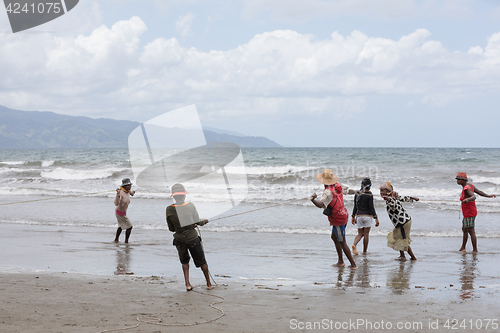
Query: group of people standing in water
310 169 496 269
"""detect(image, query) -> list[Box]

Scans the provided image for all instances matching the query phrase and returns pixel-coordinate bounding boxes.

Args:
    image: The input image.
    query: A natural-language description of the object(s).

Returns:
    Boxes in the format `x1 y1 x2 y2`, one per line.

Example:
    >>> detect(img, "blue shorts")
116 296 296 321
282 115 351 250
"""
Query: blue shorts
331 224 346 242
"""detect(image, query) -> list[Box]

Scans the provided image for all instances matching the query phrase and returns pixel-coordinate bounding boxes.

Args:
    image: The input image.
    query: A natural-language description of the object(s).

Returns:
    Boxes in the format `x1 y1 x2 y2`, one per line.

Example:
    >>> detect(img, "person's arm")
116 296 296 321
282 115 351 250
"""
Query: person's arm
368 195 379 227
166 207 175 232
351 194 358 224
310 193 326 209
197 219 209 226
474 186 496 198
189 203 209 226
462 187 476 203
114 189 122 206
399 194 419 203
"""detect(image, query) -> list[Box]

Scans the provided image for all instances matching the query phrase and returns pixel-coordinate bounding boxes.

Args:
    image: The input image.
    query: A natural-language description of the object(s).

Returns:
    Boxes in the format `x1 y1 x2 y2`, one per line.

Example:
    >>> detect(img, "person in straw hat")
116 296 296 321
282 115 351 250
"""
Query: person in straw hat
456 172 496 252
310 169 357 269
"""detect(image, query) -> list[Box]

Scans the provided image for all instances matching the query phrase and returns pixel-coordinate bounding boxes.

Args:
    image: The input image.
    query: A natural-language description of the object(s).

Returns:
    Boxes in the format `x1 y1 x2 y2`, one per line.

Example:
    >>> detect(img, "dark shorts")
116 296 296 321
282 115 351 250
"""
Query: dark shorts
173 236 207 267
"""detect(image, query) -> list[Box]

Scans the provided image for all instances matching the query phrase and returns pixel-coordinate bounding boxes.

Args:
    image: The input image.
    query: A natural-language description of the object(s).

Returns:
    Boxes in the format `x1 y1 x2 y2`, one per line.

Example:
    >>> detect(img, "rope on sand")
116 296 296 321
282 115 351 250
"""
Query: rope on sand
98 287 226 333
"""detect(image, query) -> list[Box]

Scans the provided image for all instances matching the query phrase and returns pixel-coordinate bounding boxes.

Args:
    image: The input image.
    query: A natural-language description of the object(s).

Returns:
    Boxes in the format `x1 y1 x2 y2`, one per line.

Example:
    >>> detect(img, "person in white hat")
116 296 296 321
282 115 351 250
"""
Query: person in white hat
114 178 135 243
310 169 357 269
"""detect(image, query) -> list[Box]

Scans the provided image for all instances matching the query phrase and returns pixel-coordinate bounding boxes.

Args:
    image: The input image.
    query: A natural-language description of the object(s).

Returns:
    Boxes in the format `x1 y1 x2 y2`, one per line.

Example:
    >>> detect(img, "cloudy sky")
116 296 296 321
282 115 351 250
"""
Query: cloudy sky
1 0 500 147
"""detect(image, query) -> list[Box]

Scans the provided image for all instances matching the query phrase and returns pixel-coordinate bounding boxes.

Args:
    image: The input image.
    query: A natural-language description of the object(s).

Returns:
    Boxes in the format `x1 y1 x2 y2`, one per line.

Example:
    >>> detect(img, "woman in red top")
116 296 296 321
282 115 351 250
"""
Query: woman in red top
456 172 496 253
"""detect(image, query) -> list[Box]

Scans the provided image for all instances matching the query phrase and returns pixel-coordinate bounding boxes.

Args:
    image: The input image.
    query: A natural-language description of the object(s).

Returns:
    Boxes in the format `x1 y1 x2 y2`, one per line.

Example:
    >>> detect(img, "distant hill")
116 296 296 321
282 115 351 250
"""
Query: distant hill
0 105 281 148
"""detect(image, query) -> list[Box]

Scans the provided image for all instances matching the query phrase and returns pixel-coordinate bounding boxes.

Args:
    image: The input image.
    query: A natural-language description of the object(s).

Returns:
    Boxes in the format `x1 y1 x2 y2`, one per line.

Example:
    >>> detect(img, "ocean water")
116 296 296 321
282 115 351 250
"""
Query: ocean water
1 147 500 238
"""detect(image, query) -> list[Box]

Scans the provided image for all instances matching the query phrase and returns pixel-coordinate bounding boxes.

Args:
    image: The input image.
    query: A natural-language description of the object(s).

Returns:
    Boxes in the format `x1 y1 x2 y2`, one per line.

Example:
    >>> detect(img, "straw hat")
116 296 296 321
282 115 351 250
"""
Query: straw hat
455 172 468 181
315 169 338 185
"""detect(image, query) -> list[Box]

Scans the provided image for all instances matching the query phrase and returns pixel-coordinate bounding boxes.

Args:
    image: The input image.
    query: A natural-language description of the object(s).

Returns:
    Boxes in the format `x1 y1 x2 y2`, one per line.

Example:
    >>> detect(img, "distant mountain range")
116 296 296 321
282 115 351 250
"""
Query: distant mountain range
0 105 281 148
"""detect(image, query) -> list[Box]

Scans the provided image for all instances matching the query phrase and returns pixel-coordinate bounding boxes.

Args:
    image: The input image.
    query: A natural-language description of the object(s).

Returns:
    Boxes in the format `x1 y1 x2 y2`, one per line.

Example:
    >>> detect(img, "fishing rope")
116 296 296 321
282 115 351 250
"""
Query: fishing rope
1 188 494 208
98 287 225 333
209 197 309 222
0 190 115 206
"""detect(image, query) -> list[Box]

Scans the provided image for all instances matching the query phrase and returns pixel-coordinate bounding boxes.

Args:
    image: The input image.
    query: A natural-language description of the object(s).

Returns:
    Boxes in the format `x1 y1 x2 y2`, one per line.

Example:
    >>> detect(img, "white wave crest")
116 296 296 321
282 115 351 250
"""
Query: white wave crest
41 167 117 180
42 160 55 167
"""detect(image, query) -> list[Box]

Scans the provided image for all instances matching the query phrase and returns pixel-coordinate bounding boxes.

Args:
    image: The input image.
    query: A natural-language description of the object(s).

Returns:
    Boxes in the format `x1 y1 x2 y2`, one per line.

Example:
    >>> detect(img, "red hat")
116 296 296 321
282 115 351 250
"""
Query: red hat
455 172 468 181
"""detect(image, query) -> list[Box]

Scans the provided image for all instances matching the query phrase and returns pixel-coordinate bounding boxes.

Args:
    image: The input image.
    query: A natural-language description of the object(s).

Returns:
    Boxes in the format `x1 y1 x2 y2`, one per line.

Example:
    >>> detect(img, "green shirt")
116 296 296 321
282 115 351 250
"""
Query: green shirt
166 202 206 243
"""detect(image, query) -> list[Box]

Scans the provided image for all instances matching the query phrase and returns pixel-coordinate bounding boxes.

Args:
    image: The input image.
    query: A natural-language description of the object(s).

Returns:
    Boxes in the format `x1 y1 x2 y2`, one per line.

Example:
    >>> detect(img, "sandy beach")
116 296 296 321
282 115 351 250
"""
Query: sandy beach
1 222 500 332
1 270 499 333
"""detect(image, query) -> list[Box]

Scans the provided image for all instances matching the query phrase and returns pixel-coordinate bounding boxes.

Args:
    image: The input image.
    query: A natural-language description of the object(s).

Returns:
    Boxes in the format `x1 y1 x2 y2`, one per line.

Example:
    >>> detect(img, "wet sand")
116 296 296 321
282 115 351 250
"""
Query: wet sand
1 222 500 332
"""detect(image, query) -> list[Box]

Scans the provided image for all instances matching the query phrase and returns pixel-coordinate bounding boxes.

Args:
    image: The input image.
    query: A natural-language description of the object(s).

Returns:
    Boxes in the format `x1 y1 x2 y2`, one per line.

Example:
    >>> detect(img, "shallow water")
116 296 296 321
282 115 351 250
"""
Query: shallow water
2 222 499 303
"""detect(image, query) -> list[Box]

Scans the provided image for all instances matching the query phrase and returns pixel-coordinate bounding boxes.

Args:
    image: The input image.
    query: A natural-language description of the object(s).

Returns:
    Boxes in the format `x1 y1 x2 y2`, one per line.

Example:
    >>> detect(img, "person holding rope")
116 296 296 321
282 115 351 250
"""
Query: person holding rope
456 172 496 253
167 183 213 291
310 169 357 269
114 178 135 243
351 178 379 255
379 182 418 261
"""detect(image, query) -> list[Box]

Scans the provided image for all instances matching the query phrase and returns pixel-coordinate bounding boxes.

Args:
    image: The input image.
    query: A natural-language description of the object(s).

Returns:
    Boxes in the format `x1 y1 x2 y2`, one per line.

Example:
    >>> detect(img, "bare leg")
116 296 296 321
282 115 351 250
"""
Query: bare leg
407 245 417 260
398 250 407 260
352 229 363 255
468 227 478 252
124 226 132 244
182 264 192 290
200 264 213 289
114 227 122 242
362 227 371 253
340 241 357 268
331 234 344 266
459 225 468 251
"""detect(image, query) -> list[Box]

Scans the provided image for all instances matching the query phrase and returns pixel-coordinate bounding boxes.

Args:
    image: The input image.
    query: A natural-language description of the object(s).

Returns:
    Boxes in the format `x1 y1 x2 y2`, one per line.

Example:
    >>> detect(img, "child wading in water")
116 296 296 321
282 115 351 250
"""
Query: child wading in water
311 169 357 269
379 182 419 261
456 172 496 252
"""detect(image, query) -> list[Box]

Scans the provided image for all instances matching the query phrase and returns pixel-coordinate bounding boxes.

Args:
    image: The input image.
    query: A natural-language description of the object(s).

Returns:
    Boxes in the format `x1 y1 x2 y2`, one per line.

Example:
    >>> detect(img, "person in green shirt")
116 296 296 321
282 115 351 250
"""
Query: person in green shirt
166 183 212 291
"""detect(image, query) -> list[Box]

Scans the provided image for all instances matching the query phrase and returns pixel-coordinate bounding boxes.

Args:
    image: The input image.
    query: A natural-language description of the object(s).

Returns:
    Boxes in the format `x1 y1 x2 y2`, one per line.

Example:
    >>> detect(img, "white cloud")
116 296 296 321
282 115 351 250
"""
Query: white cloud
175 12 196 37
241 0 478 21
2 17 500 123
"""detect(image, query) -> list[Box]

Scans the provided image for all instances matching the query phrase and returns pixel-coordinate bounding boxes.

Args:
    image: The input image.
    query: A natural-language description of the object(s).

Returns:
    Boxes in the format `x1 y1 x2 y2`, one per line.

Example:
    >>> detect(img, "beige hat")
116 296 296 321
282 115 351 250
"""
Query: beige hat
315 169 338 185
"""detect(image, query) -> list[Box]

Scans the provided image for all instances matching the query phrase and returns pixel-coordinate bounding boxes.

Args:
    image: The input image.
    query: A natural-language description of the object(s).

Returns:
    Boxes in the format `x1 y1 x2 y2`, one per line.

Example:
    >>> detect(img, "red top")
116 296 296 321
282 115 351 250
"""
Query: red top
460 184 477 218
326 184 349 226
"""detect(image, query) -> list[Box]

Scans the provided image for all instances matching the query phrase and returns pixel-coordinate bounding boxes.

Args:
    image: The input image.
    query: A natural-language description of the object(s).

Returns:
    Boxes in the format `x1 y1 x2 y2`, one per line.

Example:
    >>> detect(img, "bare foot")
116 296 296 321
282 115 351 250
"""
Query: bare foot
459 248 466 252
410 257 417 260
472 250 478 253
186 286 193 291
349 265 358 269
396 256 407 261
352 245 358 255
114 239 119 243
334 262 345 267
206 285 214 290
